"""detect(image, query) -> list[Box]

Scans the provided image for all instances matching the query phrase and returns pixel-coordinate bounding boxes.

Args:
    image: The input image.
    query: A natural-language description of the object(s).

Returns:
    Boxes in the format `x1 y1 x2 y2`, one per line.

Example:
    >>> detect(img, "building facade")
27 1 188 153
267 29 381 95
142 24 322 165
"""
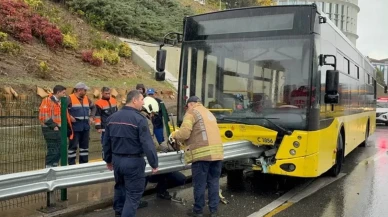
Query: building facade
369 58 388 84
276 0 360 45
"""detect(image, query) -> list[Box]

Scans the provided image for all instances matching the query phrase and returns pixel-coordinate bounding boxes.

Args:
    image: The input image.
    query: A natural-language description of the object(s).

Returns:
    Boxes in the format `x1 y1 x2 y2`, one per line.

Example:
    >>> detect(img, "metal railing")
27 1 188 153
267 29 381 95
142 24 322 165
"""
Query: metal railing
0 96 104 176
0 140 263 201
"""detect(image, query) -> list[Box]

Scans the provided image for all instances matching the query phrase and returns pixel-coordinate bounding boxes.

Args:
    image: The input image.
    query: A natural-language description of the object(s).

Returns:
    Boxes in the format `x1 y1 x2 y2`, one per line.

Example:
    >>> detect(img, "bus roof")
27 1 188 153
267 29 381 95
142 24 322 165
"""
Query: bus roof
187 4 315 18
186 4 375 72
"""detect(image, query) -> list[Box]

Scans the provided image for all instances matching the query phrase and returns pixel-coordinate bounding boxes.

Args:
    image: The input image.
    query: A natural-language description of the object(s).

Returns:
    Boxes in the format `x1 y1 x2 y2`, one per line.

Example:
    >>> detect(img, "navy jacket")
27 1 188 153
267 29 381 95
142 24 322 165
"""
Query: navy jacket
102 106 158 169
152 98 164 129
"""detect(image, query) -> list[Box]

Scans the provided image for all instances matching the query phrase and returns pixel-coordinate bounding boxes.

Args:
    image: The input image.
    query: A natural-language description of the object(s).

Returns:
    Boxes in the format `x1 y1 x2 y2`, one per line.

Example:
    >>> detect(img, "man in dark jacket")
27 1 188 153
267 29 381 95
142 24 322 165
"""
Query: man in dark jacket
146 88 166 144
67 82 96 165
95 87 118 144
103 90 158 217
136 84 147 97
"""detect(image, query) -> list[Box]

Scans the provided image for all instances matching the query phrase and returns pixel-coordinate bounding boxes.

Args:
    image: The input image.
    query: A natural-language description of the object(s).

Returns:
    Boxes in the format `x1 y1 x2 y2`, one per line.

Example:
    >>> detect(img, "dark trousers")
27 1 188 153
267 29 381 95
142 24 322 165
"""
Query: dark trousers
42 127 61 167
68 130 89 165
192 161 223 214
113 156 146 217
154 127 164 144
146 171 186 194
100 131 106 144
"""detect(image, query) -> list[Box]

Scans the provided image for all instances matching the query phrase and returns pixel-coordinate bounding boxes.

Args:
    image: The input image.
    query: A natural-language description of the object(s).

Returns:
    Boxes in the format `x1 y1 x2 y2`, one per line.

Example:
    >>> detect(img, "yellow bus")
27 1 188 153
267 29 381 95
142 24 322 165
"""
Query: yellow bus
155 4 381 179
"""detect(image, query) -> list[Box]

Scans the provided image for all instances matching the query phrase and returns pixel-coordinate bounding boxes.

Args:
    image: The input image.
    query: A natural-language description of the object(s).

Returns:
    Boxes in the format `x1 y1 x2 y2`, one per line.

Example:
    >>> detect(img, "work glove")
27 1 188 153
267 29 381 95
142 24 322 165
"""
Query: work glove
159 141 175 153
168 133 175 145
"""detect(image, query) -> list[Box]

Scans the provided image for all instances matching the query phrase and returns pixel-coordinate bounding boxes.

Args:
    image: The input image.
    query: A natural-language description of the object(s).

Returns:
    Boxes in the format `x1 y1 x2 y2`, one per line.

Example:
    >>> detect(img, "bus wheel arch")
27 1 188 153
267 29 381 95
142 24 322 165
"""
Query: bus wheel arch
360 119 370 147
328 126 345 177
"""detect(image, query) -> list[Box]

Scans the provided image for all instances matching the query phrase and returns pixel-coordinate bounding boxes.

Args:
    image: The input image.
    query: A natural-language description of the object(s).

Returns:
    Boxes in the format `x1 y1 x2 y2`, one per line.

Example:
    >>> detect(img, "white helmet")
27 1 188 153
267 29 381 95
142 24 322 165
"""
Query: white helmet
143 96 159 114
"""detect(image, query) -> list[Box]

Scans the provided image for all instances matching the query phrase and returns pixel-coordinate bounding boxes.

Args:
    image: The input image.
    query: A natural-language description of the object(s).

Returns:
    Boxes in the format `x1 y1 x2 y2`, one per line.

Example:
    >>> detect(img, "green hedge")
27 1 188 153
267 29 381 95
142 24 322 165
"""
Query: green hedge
66 0 194 41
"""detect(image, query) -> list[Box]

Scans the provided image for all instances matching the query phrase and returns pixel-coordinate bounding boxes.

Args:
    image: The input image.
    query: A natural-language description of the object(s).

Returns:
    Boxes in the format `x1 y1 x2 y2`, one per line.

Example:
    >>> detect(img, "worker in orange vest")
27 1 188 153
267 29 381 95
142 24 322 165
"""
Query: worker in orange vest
95 87 118 145
39 85 73 168
67 82 96 165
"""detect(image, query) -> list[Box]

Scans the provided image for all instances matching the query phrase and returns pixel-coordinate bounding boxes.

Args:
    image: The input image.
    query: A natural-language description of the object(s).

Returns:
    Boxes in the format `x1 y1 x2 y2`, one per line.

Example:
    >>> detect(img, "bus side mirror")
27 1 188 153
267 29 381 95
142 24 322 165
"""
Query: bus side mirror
385 85 388 94
155 49 167 81
324 70 339 104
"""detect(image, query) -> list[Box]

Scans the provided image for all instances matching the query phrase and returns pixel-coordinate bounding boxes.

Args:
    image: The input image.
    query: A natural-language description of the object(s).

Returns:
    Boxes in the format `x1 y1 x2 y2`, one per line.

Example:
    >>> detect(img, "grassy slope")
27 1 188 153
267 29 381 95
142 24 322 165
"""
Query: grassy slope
0 0 220 110
0 0 173 95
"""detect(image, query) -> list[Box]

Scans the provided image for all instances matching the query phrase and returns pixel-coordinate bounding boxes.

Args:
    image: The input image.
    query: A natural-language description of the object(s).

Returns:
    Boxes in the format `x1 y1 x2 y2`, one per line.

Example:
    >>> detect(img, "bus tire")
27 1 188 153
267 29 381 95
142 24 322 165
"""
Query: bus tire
360 122 369 147
328 133 344 177
226 169 244 188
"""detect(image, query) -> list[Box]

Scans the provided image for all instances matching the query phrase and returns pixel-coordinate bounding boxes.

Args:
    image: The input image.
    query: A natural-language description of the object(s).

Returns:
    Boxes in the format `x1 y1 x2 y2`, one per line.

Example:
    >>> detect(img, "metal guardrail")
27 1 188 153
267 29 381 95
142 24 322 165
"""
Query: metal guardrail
0 140 262 201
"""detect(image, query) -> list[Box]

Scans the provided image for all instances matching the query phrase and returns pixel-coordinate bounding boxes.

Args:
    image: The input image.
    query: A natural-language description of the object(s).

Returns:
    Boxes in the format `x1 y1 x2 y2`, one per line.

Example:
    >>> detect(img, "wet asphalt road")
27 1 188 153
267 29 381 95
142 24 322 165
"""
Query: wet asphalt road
80 125 388 217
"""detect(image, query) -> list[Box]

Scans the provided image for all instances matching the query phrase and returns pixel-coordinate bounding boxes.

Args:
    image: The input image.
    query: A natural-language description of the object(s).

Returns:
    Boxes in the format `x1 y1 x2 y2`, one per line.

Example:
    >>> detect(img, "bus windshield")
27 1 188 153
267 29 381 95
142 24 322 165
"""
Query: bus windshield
178 36 312 131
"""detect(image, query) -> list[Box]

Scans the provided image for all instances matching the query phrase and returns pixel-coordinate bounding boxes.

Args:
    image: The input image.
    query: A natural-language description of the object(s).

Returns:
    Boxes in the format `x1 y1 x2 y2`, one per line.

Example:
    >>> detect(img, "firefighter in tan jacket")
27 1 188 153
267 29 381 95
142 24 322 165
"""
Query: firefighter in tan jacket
170 96 224 217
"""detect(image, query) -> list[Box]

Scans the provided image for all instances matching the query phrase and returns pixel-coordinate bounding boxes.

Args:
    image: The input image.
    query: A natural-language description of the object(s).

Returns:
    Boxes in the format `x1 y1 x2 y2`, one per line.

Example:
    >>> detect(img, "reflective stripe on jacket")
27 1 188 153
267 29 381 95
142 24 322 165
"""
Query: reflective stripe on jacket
95 97 118 130
39 95 61 126
39 94 74 139
68 94 90 131
173 103 224 164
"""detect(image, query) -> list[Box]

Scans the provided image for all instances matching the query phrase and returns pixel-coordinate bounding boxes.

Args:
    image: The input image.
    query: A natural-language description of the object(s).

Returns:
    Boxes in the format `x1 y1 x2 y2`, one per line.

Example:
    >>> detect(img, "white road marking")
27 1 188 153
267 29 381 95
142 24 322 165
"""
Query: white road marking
359 151 387 165
247 173 346 217
288 173 345 203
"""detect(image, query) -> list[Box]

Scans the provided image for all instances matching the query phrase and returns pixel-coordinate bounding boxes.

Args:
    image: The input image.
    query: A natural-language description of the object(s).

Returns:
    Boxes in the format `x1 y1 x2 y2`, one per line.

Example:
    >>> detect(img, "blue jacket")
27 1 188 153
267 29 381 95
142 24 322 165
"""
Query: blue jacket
102 106 158 169
152 98 164 129
67 94 96 132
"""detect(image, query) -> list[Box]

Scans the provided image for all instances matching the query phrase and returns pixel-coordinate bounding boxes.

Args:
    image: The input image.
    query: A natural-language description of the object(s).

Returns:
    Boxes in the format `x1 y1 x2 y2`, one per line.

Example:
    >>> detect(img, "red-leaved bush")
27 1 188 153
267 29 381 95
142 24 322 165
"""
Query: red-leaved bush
0 0 63 49
82 50 103 67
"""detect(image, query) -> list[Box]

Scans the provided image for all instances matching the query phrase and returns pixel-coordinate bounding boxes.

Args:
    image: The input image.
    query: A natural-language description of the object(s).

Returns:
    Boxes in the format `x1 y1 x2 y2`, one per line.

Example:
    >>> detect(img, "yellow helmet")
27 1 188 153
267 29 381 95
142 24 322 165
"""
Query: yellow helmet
143 96 159 114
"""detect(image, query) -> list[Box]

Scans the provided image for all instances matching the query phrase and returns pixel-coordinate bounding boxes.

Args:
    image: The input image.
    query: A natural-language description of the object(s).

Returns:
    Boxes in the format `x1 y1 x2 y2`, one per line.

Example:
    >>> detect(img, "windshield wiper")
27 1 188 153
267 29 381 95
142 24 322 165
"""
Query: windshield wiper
215 117 253 125
221 116 292 135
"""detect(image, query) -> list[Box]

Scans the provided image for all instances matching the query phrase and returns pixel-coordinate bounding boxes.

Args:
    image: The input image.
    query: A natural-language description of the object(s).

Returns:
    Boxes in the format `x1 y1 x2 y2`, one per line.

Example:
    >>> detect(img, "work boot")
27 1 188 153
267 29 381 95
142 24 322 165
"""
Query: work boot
210 212 217 217
114 211 121 217
157 191 172 200
187 209 203 217
137 200 148 209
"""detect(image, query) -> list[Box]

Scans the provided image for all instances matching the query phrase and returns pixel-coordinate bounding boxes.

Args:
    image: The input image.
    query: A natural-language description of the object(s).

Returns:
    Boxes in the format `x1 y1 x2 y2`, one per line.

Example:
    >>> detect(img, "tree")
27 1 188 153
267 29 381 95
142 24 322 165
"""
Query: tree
376 67 386 86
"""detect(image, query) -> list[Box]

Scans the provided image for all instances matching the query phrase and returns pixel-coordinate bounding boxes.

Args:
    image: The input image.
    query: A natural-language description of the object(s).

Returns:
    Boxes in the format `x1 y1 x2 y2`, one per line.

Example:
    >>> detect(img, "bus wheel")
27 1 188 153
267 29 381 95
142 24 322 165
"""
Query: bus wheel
226 169 244 189
360 123 369 147
329 133 344 177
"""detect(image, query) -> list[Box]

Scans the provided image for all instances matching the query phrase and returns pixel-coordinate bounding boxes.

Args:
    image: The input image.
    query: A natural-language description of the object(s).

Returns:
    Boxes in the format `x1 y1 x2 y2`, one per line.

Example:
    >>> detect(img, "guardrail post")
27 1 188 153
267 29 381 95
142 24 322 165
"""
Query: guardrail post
46 191 56 207
60 97 68 201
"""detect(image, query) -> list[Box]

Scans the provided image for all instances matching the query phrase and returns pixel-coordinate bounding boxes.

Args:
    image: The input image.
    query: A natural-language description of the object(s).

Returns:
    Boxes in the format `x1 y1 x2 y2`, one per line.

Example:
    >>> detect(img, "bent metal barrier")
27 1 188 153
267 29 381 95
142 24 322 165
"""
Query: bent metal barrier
0 140 263 201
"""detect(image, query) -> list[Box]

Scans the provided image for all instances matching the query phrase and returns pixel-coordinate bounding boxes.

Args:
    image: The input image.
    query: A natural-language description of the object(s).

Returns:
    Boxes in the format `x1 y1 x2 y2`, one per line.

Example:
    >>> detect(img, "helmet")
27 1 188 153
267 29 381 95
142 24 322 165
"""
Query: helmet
143 96 159 114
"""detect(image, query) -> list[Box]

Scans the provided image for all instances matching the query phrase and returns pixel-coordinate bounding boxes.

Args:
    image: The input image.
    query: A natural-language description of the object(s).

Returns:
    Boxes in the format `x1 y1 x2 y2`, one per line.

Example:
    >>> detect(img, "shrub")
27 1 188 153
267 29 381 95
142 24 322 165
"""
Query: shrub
76 9 85 17
81 50 93 62
62 33 78 49
60 23 73 34
0 32 7 42
0 41 22 55
38 61 49 78
0 0 63 48
81 50 103 66
30 14 63 49
102 49 120 65
92 38 118 51
23 0 42 9
118 42 131 58
0 0 33 43
43 27 63 49
92 50 105 61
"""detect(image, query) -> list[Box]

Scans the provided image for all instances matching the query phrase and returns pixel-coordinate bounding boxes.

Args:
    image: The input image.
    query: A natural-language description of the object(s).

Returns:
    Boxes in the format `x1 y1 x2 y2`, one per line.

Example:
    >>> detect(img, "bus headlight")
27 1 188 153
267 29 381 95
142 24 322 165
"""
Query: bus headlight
289 149 296 155
293 141 300 148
